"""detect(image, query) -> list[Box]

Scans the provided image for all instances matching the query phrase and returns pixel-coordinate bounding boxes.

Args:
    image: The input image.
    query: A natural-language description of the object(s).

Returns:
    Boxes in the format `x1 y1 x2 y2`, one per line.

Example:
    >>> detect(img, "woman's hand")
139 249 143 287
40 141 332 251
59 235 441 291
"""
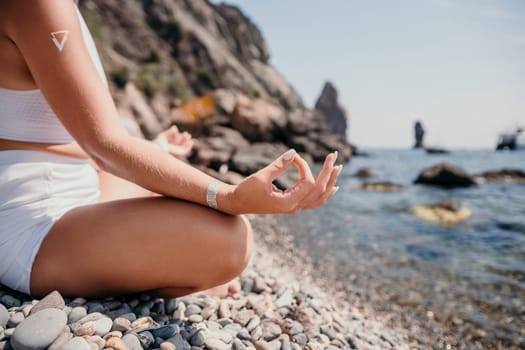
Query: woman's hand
227 149 342 215
154 126 194 158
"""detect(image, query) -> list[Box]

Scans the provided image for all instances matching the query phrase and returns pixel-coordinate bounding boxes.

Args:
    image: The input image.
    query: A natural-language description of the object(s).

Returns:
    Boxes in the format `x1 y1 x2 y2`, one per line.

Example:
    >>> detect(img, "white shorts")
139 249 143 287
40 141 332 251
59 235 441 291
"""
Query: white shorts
0 150 100 294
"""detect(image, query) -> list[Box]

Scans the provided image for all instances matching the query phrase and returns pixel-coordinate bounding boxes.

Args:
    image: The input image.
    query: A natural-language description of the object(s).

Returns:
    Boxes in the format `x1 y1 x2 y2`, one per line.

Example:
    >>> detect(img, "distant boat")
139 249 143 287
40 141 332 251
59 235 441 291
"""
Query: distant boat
496 127 525 151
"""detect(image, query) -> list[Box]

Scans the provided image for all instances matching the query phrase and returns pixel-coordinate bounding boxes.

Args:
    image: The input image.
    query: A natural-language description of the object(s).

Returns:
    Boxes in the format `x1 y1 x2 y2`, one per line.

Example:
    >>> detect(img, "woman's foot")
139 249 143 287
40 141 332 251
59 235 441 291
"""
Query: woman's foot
199 278 242 299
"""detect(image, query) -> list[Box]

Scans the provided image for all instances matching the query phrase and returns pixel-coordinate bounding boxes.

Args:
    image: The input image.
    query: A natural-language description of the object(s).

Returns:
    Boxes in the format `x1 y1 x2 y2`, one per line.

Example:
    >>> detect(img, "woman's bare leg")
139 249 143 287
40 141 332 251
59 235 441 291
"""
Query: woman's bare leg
30 196 253 298
94 169 244 298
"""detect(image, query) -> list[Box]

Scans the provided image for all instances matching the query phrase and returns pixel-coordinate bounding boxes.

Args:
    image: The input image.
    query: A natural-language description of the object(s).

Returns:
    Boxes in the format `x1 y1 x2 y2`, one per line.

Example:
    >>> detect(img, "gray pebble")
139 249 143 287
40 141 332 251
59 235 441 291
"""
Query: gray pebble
253 277 267 293
260 322 281 341
87 303 105 314
167 333 189 350
11 308 67 350
68 307 87 324
237 328 251 341
218 301 231 319
165 299 177 315
0 295 20 309
204 337 228 350
29 291 64 315
70 298 87 307
232 338 246 350
118 313 137 322
188 314 203 323
189 330 205 347
93 317 112 336
288 321 303 336
61 337 91 350
279 334 291 350
319 326 337 340
185 304 202 316
245 316 260 332
136 331 154 349
78 313 105 324
275 290 293 308
103 301 122 311
233 310 254 327
122 334 143 350
292 333 308 346
150 325 177 340
0 305 8 328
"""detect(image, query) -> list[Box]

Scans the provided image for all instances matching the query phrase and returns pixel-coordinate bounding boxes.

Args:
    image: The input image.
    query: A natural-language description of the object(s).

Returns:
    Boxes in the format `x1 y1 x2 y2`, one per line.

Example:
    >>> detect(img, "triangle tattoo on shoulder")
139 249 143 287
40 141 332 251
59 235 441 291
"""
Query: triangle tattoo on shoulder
51 30 69 52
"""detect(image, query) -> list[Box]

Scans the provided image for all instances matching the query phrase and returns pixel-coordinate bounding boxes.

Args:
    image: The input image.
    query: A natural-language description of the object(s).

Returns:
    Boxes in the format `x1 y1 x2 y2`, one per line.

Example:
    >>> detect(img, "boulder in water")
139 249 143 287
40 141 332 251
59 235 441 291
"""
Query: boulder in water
411 199 471 226
414 163 476 188
474 168 525 185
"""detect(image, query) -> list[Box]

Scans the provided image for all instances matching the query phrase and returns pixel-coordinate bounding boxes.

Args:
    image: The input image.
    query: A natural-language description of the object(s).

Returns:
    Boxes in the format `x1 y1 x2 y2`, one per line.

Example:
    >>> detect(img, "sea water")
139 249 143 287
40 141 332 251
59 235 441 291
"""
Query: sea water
278 148 525 347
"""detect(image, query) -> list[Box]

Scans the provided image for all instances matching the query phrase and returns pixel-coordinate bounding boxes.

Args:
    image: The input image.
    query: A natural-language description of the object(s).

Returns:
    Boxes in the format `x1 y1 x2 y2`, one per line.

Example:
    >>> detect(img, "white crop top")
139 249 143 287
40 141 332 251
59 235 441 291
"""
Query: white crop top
0 7 108 144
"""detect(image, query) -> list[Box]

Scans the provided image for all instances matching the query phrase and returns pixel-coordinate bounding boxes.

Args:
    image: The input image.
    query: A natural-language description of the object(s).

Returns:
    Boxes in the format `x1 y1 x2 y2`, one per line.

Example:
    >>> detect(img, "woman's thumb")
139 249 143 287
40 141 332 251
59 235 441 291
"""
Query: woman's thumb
259 149 296 181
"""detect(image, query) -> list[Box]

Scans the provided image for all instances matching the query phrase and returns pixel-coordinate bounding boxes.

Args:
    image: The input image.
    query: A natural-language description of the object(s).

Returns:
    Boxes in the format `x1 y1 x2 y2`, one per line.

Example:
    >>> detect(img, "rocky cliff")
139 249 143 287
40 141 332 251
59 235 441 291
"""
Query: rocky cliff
79 0 351 182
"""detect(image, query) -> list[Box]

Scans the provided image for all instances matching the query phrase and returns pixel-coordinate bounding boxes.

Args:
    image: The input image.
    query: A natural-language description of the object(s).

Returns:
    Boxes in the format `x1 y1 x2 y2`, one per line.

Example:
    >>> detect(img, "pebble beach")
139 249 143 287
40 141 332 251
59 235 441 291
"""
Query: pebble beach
0 215 411 350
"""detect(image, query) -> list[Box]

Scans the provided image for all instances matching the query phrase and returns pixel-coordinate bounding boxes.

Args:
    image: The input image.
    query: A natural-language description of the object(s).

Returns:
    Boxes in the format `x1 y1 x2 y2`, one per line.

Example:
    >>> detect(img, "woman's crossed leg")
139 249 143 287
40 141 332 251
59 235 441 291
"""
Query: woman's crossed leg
30 172 252 298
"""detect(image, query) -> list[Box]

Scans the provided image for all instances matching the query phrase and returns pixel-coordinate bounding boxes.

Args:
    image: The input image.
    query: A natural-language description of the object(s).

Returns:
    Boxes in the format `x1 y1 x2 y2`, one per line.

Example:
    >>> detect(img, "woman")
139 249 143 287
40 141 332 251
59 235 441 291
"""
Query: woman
0 0 342 298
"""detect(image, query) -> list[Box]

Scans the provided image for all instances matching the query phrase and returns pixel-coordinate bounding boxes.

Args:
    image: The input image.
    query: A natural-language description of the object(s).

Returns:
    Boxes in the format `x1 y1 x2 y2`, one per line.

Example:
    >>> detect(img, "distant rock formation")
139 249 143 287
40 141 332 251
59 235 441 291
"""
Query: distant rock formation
314 82 348 136
358 182 404 192
414 163 476 188
414 121 425 148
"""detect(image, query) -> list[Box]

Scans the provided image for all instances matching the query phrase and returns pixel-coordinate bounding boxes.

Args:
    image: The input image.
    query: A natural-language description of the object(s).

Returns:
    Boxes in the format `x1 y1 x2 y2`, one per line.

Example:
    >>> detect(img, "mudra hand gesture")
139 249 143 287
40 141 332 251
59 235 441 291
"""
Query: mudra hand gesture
220 149 342 215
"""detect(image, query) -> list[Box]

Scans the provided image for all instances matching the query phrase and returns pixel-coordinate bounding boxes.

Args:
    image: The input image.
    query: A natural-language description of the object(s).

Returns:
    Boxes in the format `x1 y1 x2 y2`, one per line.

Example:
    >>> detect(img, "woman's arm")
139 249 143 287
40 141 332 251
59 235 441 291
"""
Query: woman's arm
4 0 340 215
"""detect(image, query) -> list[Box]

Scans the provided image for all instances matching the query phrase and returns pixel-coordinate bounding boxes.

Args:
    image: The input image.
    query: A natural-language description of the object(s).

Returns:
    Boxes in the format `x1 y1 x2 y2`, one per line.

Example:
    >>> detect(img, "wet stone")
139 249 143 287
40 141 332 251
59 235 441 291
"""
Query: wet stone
167 333 190 350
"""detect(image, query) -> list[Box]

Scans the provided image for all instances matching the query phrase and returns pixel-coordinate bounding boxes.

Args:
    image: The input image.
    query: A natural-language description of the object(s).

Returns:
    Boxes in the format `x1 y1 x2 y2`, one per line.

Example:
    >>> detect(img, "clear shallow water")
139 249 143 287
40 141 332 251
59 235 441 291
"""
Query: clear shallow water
278 149 525 348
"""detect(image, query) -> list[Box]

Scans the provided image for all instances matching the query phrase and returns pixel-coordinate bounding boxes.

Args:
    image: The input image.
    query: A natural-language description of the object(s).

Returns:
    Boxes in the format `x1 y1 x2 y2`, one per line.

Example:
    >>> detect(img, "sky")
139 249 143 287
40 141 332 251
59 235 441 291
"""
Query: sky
211 0 525 149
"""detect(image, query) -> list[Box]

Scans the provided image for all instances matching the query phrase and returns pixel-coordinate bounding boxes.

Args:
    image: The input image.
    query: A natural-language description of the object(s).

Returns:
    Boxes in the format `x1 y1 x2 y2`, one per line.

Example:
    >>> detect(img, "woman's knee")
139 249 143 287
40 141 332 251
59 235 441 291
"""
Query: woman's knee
218 214 253 281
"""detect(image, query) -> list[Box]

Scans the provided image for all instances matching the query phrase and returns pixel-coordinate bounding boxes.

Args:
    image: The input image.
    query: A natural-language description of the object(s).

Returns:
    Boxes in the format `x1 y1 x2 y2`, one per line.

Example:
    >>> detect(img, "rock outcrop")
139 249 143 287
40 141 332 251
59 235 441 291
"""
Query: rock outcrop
414 121 424 148
314 82 348 136
79 0 352 180
414 163 476 188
